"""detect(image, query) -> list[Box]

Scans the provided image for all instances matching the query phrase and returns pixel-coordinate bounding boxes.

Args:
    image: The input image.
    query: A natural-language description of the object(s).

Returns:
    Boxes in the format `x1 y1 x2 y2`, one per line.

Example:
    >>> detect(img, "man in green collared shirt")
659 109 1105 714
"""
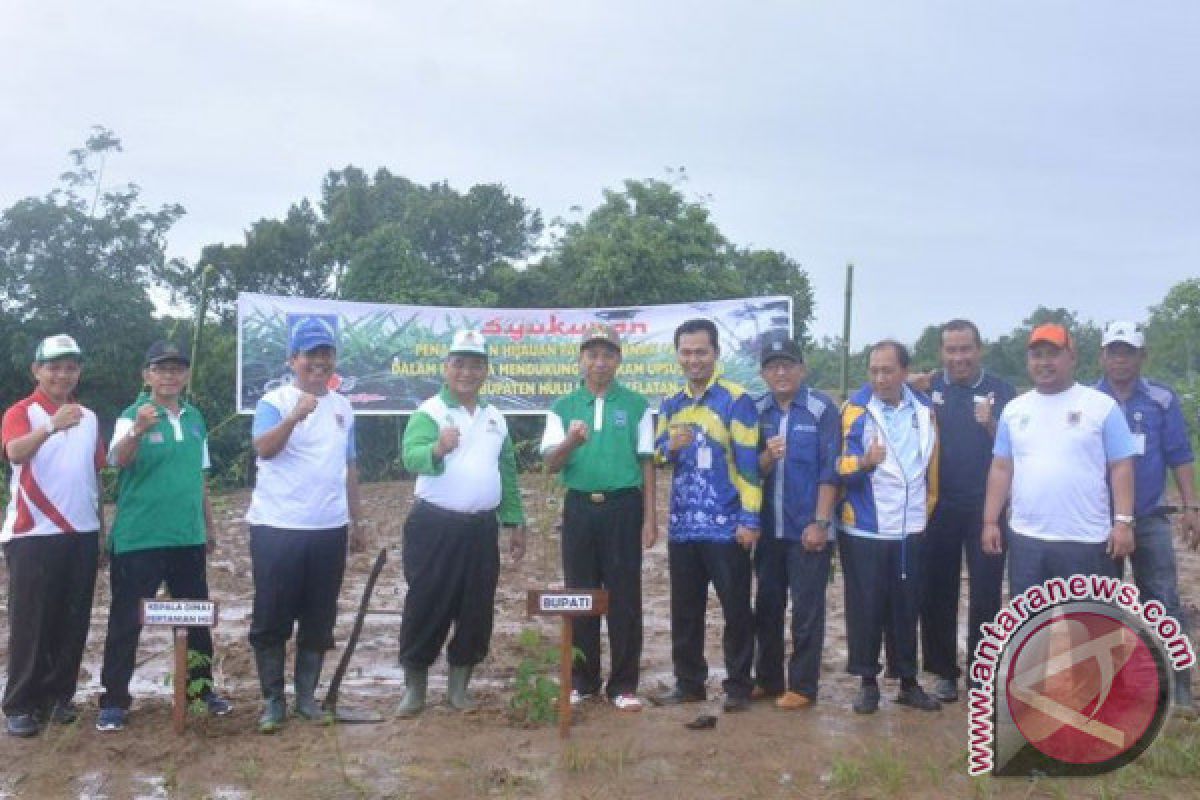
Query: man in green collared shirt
97 341 231 732
540 324 657 712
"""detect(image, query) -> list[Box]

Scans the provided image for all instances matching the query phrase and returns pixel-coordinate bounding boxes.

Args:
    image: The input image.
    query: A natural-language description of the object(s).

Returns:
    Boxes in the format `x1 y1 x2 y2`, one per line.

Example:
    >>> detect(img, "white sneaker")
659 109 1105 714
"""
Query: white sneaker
611 694 643 712
569 690 585 707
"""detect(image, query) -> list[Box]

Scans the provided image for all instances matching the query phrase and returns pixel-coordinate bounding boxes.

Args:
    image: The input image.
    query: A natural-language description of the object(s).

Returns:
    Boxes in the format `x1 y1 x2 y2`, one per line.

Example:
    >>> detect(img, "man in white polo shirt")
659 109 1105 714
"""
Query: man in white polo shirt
982 324 1137 594
396 329 527 717
247 317 364 733
2 334 104 738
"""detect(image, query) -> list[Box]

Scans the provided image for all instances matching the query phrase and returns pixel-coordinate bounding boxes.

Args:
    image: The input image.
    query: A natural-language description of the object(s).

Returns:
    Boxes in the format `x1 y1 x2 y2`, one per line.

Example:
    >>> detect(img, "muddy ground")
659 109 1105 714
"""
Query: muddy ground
1 476 1197 799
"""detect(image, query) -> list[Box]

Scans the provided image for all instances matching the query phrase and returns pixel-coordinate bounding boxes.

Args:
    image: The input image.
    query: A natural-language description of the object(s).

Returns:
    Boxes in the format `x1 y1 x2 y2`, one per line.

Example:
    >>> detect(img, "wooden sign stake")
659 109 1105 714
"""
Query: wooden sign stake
526 589 609 739
140 599 218 734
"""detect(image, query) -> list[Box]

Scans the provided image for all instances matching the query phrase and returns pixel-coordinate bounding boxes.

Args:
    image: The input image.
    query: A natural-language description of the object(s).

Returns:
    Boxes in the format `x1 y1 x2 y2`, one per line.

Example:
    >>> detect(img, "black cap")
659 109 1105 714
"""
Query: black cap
145 341 190 367
760 331 803 366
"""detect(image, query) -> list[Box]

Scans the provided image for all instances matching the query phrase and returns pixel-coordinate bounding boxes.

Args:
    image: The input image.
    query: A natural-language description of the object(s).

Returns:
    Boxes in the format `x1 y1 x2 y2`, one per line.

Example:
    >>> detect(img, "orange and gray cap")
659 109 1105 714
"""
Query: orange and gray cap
1028 323 1073 350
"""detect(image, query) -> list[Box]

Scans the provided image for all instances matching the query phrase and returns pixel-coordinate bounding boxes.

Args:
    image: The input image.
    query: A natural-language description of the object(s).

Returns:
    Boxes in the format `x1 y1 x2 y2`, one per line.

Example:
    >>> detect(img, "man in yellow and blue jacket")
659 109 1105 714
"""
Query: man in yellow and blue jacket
837 340 942 715
653 318 761 712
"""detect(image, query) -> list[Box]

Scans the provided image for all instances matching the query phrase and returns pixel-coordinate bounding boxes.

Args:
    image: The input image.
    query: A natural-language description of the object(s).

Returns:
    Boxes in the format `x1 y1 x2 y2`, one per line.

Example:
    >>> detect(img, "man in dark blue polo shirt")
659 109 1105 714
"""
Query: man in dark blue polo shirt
752 332 839 710
1097 320 1197 715
918 319 1015 702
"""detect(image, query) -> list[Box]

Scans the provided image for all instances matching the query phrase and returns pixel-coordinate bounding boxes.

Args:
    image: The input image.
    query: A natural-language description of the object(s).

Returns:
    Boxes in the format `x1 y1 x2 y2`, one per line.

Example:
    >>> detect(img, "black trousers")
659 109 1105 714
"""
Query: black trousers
248 525 347 651
99 545 214 710
753 536 832 698
3 532 98 716
919 504 1006 681
668 539 754 699
398 500 500 669
840 533 924 680
562 489 644 698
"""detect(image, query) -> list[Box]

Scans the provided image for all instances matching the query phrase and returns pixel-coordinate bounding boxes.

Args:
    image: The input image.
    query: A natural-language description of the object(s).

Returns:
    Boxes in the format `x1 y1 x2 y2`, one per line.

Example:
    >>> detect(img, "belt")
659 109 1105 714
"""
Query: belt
568 487 641 504
413 498 496 521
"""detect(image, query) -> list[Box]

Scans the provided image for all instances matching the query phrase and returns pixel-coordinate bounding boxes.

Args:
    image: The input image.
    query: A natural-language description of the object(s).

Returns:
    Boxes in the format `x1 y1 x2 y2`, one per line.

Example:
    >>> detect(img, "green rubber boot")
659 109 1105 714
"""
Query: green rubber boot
447 664 477 712
254 644 287 734
293 649 332 724
396 666 427 718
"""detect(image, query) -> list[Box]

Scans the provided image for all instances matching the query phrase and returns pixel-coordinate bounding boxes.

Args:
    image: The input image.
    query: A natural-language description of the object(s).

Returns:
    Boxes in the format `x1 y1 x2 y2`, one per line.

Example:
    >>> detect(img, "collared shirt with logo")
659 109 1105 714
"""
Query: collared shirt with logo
1095 376 1194 517
756 387 839 541
540 381 655 492
655 376 761 542
109 393 210 554
403 386 525 525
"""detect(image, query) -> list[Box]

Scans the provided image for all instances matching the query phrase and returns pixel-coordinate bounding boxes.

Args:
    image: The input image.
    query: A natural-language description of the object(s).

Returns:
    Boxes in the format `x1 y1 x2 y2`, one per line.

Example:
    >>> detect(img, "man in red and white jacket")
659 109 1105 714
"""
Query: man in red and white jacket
1 334 105 738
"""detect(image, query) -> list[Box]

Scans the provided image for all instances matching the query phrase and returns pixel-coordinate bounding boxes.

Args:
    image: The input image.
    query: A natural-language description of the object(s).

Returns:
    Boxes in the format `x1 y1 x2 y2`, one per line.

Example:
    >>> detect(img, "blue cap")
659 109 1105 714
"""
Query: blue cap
290 317 337 355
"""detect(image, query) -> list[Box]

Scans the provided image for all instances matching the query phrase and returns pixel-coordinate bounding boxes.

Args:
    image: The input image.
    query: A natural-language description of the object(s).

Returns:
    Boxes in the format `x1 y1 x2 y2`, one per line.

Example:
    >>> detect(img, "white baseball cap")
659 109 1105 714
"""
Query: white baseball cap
448 329 488 357
1102 321 1145 349
35 334 83 362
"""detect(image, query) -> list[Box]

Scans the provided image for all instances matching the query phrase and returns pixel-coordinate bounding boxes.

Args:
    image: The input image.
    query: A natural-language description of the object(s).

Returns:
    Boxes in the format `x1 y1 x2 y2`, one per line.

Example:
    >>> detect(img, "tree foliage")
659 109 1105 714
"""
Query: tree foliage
0 127 180 420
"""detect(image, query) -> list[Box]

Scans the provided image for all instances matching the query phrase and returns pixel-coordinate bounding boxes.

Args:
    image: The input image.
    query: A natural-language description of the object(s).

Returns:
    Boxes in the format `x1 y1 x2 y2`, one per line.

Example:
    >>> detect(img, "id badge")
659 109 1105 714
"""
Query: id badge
697 446 713 470
1132 433 1146 456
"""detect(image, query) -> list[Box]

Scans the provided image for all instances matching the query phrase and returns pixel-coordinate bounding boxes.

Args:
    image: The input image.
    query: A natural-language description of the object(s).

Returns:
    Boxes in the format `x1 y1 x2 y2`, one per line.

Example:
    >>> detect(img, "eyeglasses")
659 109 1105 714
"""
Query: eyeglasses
148 363 189 375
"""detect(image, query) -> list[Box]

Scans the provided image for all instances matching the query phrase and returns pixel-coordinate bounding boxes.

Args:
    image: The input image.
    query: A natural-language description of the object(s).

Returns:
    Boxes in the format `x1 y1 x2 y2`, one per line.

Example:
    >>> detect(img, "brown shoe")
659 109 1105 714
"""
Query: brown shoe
774 691 814 711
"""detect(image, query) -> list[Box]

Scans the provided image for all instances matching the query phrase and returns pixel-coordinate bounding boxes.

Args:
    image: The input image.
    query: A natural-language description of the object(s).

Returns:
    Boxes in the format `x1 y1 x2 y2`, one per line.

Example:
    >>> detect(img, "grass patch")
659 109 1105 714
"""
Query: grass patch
828 755 863 792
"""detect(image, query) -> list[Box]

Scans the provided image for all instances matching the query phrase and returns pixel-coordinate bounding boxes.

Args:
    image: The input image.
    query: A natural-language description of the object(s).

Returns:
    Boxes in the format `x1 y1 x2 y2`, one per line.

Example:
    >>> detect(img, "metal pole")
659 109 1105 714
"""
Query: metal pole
840 263 855 401
187 264 213 398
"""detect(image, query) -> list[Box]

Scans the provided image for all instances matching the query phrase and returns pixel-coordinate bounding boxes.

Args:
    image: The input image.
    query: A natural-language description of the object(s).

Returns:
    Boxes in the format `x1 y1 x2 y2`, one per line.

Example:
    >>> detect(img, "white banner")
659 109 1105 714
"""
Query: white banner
237 293 793 414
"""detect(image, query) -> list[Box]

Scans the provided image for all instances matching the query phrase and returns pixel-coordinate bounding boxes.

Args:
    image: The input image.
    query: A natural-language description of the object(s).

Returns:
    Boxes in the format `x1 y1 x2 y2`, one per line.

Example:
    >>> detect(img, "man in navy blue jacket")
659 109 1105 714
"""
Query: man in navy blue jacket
918 319 1015 702
752 332 840 710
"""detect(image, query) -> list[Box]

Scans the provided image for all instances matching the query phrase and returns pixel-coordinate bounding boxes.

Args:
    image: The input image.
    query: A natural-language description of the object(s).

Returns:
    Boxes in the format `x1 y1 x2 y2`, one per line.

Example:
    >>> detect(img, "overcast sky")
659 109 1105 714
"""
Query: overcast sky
3 1 1196 346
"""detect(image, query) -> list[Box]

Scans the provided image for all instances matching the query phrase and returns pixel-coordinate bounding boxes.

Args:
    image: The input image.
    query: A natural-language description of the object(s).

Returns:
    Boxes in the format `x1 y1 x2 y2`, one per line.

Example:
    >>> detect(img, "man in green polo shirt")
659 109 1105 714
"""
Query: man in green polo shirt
96 341 231 732
540 324 657 712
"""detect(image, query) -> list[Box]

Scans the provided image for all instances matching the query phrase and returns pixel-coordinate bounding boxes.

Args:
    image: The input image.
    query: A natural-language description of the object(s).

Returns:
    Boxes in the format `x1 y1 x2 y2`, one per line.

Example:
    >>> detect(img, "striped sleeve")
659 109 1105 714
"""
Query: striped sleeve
837 404 868 482
730 392 761 529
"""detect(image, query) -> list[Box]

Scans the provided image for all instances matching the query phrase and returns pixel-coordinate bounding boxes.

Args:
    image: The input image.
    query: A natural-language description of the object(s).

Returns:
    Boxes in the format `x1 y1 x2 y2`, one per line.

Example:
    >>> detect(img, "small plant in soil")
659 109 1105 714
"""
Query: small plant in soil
508 627 581 725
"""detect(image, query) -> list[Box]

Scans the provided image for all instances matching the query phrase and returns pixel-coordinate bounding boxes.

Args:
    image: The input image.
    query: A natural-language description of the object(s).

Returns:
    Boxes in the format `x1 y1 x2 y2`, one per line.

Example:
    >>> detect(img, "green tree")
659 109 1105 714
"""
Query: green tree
164 201 327 322
0 127 178 420
984 307 1102 387
518 178 815 338
1145 278 1200 384
322 168 543 304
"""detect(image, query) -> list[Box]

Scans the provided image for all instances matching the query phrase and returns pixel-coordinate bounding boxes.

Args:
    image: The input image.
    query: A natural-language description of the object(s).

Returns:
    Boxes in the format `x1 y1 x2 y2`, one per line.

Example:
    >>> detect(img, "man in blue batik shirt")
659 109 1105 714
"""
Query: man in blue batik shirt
752 332 839 710
653 318 761 712
1096 320 1198 715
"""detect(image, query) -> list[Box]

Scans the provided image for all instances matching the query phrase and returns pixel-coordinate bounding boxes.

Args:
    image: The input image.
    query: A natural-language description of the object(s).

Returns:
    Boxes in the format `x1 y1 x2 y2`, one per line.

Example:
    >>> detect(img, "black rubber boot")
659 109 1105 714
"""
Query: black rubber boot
294 649 332 723
254 644 287 734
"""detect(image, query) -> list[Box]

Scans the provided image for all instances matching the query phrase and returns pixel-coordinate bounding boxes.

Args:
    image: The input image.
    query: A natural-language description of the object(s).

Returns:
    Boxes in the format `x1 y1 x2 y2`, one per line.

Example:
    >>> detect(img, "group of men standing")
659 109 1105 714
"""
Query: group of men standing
533 315 1197 719
3 310 1196 738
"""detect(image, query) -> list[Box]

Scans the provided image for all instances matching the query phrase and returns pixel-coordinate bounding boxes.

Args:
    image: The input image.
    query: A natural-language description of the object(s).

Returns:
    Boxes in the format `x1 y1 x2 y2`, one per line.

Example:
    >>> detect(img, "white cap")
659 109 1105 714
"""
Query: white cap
1102 321 1145 349
448 329 488 357
35 334 83 362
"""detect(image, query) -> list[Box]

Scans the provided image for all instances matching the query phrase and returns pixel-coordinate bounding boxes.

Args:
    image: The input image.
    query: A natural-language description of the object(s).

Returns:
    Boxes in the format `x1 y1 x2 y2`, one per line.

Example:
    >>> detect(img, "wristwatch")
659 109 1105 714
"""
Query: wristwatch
43 419 56 436
814 519 832 531
1113 513 1134 527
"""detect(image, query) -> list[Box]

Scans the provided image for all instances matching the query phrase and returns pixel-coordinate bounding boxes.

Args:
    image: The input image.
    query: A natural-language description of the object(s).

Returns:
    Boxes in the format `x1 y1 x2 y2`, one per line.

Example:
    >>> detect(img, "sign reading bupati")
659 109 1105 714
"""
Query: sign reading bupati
527 589 609 617
236 293 792 414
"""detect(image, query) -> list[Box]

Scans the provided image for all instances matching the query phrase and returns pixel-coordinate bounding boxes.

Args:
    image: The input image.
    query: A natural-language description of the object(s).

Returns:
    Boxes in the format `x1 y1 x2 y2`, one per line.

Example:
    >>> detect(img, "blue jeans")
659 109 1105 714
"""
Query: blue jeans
1007 532 1118 598
1127 515 1191 695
